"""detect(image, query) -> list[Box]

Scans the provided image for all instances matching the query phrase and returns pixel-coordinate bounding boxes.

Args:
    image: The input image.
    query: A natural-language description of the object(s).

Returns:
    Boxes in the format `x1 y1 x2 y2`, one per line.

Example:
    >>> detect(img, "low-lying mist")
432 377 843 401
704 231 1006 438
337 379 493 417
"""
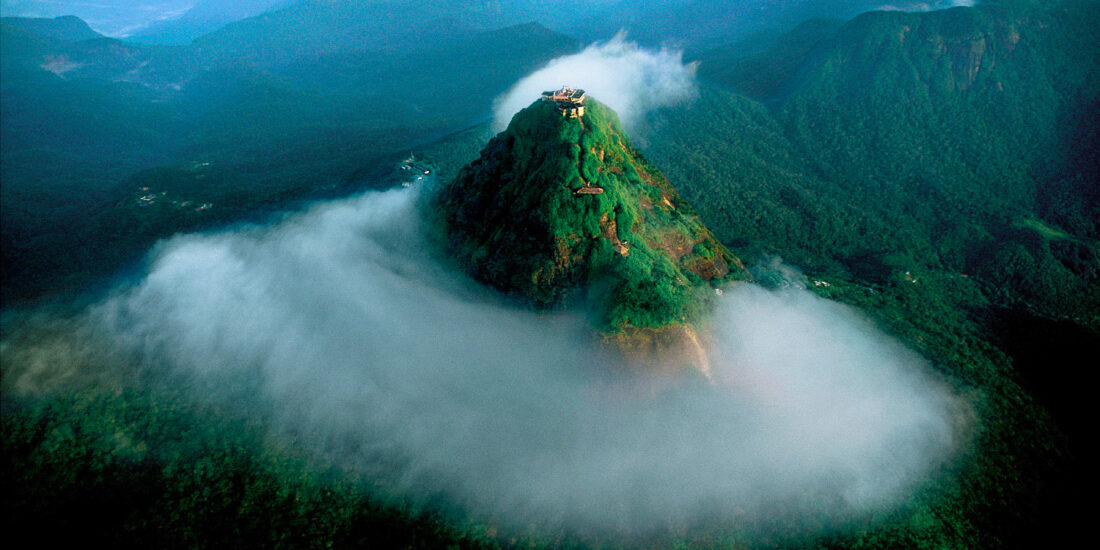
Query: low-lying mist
4 187 965 537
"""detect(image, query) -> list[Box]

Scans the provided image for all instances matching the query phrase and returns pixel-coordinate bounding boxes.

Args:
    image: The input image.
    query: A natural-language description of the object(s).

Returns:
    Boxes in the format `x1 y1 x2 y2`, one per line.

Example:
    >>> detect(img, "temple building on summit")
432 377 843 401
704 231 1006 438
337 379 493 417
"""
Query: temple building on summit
541 86 586 118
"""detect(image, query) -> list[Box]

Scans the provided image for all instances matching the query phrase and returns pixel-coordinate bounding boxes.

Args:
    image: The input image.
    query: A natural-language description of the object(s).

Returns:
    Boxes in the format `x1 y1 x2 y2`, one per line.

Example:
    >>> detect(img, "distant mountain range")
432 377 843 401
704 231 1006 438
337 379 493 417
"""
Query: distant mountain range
128 0 291 45
0 12 582 301
1 0 988 46
0 14 101 42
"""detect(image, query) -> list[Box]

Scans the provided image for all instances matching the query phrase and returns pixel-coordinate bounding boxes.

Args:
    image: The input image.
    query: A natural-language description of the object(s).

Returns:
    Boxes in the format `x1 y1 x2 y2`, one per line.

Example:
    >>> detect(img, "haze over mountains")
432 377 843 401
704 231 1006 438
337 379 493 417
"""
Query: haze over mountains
1 0 981 44
0 8 584 300
0 1 282 39
2 0 1097 547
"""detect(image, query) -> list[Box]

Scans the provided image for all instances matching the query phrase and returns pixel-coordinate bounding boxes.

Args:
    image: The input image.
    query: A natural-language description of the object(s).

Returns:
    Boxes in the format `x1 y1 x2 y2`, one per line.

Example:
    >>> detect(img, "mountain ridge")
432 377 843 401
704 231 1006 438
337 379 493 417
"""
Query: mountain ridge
0 15 102 42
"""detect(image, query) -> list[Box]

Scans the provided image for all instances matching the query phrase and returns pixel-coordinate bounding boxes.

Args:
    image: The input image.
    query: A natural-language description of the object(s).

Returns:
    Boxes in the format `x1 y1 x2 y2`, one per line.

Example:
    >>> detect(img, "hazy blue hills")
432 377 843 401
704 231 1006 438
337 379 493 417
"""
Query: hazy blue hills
0 15 582 303
190 0 480 66
0 15 201 90
570 0 966 50
0 15 101 42
127 0 290 45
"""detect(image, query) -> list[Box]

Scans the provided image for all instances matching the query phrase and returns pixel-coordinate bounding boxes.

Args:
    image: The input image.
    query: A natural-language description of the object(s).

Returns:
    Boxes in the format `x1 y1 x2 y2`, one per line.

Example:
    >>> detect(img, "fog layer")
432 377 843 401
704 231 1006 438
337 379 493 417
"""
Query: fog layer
72 188 963 534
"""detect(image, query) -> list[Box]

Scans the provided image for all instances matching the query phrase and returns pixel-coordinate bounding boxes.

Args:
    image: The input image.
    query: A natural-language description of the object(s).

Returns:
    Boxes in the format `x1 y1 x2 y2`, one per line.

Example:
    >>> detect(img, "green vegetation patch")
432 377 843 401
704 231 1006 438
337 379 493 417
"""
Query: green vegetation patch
431 98 746 332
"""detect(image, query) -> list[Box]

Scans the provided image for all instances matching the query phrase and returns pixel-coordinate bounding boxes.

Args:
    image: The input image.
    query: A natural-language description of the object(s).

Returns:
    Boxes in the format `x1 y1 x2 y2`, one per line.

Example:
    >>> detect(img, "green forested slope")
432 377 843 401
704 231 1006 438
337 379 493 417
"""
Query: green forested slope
642 0 1098 545
677 0 1099 321
1 386 496 549
434 98 745 332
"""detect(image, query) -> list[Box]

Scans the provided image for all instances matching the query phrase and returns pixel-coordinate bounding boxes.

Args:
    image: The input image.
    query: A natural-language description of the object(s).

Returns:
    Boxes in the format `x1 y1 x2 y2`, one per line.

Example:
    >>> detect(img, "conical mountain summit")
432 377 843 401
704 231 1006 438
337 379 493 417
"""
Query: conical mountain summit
432 92 747 340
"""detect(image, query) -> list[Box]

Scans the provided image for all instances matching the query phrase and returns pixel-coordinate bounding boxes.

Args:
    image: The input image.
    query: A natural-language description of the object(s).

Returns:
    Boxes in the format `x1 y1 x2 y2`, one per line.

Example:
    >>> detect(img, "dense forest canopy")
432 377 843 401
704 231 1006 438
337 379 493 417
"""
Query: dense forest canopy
2 0 1097 547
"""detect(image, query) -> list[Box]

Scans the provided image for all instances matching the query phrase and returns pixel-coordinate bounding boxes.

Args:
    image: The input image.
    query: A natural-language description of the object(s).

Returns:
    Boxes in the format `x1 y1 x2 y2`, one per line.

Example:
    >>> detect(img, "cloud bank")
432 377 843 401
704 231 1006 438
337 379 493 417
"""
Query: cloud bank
493 33 699 132
877 0 976 12
23 187 963 538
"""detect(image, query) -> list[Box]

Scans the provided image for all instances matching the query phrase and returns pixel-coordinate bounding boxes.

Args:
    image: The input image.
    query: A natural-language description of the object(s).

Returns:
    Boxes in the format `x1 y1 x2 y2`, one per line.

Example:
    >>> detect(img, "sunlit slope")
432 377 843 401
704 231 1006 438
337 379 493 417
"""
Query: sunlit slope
433 98 747 333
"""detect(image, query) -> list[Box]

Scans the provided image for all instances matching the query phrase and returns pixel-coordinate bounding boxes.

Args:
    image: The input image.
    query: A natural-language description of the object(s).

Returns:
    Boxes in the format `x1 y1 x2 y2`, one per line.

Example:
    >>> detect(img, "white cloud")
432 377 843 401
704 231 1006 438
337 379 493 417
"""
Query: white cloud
23 186 964 537
493 32 699 132
877 0 976 12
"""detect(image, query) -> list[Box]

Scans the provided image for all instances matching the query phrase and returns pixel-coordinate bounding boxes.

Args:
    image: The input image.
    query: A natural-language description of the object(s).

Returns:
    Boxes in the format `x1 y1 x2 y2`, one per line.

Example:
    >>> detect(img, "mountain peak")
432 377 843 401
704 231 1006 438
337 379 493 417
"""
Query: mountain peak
431 95 746 341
